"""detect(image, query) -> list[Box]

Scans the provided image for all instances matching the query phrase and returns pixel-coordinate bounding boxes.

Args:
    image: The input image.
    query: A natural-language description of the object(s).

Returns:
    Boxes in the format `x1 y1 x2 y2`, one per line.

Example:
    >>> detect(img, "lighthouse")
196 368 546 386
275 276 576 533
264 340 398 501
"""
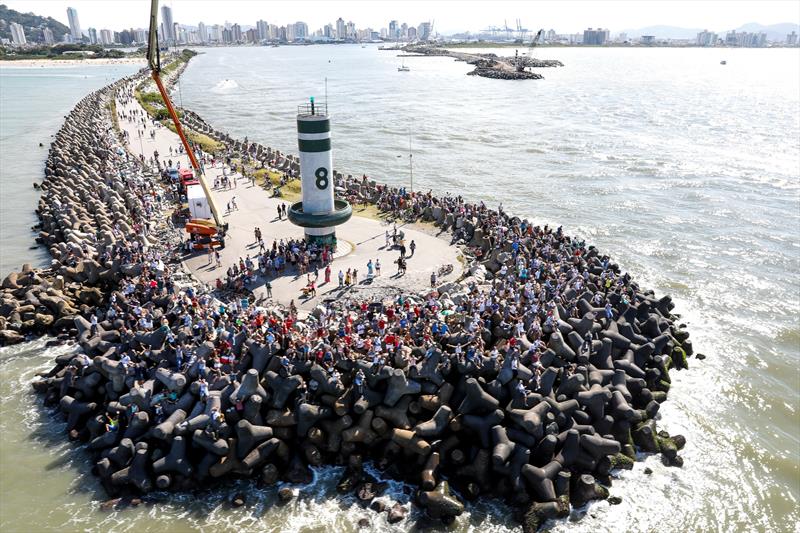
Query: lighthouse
287 97 351 246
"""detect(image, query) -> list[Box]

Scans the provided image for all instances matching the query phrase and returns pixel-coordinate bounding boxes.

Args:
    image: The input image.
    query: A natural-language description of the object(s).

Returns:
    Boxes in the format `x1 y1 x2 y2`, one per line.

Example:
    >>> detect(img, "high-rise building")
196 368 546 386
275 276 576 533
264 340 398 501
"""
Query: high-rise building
389 20 398 39
583 28 609 45
787 31 798 45
407 27 416 40
295 21 308 40
401 23 408 39
10 22 26 45
161 5 174 43
99 29 114 45
345 21 355 40
210 25 222 42
726 30 767 47
256 20 268 41
286 24 296 41
546 29 557 42
67 7 82 41
418 22 432 41
198 22 208 43
88 27 97 44
134 29 147 43
696 30 717 46
324 24 334 39
336 18 345 40
43 27 55 45
119 29 134 45
231 23 243 43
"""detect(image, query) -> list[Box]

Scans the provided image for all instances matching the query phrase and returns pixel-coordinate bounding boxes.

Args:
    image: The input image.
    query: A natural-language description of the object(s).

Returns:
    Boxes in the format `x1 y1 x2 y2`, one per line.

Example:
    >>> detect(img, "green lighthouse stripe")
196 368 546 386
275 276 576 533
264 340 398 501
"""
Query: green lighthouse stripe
298 137 331 152
297 119 330 134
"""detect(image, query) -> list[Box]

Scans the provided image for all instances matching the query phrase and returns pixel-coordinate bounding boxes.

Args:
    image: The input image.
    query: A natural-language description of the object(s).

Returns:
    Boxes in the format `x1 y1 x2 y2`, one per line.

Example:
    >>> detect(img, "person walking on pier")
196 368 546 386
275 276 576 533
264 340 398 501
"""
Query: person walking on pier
410 240 416 257
325 264 331 284
266 280 272 299
277 205 282 220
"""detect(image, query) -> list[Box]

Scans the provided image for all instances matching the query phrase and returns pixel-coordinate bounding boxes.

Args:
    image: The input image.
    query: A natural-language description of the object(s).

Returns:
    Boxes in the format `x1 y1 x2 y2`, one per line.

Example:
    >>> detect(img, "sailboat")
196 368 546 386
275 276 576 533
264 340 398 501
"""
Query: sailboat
398 60 410 72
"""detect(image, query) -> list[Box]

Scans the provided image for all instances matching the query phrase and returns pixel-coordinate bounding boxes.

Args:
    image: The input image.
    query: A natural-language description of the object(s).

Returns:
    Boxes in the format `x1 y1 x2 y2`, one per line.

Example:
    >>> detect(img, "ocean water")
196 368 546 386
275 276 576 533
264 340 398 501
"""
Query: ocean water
1 46 799 532
0 63 141 276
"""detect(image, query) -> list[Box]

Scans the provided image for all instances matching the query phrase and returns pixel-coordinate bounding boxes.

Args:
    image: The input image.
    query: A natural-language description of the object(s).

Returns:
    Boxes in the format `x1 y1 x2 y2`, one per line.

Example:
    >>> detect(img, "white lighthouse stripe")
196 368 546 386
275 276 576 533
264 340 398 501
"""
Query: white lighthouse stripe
298 132 331 141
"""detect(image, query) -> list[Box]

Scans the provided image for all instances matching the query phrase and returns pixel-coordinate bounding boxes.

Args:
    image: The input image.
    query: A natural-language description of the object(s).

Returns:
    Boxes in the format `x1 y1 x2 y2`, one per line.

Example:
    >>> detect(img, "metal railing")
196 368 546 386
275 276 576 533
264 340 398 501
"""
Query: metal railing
297 101 328 116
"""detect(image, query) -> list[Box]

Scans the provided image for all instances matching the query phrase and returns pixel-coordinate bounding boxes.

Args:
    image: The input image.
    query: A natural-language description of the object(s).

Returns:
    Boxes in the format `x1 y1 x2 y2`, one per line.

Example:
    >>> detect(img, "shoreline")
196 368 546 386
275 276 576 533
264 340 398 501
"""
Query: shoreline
2 52 695 531
0 57 146 68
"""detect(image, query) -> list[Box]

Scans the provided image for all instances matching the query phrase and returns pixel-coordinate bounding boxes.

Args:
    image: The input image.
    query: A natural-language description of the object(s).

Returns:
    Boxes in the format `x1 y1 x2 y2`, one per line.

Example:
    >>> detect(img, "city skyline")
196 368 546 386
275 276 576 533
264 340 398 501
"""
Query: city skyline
3 0 799 37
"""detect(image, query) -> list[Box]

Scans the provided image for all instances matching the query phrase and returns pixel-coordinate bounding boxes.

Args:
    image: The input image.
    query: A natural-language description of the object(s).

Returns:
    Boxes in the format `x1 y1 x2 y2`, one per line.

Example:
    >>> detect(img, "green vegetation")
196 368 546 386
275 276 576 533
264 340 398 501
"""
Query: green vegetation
132 50 217 151
0 43 128 60
162 121 224 154
253 168 301 202
161 49 196 74
108 99 122 136
0 3 70 43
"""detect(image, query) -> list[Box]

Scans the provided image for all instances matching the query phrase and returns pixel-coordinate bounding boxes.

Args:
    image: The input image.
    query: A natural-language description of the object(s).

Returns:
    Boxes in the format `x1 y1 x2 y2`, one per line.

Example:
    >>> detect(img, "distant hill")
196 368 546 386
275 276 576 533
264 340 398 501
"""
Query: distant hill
622 25 704 39
0 4 70 43
734 22 800 41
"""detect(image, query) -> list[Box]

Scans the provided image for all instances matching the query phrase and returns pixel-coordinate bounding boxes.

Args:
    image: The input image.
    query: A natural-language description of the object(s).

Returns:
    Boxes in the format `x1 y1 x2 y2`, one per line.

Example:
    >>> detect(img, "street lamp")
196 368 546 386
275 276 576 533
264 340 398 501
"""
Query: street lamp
396 133 413 194
136 127 145 168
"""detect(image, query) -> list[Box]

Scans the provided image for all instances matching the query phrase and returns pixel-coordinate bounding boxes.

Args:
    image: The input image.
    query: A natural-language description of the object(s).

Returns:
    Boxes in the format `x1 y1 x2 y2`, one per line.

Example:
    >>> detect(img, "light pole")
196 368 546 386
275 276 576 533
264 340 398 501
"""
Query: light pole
137 127 145 168
397 132 413 194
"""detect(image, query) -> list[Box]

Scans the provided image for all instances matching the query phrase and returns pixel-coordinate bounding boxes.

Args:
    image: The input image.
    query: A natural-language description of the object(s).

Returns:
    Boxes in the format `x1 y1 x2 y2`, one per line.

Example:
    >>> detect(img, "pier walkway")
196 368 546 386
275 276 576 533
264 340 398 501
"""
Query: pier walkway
115 88 463 311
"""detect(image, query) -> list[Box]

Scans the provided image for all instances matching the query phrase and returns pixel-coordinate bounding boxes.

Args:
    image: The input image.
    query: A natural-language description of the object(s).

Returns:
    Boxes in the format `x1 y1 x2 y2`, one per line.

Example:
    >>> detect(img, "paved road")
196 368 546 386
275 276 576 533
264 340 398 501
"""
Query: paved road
115 85 463 310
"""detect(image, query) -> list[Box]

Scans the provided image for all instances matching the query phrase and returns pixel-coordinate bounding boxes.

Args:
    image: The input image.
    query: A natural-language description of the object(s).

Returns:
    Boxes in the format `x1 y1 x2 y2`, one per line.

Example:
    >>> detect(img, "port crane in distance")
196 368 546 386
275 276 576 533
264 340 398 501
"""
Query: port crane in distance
146 0 226 248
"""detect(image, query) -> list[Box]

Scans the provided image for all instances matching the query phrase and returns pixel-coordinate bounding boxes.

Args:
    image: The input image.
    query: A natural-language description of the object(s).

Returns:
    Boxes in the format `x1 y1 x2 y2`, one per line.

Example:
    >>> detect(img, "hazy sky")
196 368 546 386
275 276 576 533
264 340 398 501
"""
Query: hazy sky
5 0 800 34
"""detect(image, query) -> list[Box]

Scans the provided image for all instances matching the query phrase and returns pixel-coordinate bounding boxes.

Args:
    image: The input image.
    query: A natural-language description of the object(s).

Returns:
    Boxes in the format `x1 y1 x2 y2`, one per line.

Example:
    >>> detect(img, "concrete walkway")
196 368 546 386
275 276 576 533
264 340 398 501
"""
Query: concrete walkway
115 86 463 310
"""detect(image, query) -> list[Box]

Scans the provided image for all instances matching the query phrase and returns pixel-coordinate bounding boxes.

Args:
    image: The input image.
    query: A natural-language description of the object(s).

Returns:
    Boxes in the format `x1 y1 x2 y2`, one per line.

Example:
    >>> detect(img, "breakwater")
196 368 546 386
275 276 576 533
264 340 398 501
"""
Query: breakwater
404 45 563 80
3 54 696 532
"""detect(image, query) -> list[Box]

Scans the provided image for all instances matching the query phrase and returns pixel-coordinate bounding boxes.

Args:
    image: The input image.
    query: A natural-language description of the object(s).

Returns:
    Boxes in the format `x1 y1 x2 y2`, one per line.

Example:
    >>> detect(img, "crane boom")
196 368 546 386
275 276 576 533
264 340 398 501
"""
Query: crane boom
146 0 225 233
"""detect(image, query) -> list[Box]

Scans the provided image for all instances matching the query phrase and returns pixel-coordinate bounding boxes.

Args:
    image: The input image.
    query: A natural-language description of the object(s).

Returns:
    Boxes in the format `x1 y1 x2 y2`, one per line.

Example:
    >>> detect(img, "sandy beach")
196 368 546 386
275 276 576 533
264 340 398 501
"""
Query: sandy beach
0 57 146 68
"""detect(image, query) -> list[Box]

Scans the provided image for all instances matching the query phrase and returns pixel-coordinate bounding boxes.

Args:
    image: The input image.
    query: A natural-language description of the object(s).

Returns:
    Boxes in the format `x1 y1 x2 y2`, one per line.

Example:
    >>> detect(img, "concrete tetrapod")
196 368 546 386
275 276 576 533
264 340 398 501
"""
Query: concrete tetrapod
418 480 465 522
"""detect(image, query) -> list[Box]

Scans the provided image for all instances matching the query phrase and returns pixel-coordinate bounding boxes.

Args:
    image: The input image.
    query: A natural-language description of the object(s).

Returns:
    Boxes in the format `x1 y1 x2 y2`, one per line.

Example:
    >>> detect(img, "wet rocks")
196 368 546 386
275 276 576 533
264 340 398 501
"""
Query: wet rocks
387 502 408 524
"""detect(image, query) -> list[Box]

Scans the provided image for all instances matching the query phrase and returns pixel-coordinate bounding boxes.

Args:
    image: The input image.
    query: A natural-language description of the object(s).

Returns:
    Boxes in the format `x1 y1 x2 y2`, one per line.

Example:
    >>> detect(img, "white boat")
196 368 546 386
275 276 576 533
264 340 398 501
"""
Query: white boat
720 60 727 65
398 60 410 72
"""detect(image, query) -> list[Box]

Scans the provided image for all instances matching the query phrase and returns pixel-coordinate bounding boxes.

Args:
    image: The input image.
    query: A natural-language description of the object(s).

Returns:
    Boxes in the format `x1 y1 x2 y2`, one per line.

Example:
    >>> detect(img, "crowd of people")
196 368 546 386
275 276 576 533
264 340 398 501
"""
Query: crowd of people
99 79 638 426
92 94 637 432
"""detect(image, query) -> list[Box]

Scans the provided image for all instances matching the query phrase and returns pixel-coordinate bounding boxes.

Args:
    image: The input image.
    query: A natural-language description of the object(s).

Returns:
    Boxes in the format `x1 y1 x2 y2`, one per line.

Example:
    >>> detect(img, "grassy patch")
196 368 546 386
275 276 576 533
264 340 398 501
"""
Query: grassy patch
252 168 301 202
161 121 224 154
108 98 121 136
134 51 195 121
350 203 386 221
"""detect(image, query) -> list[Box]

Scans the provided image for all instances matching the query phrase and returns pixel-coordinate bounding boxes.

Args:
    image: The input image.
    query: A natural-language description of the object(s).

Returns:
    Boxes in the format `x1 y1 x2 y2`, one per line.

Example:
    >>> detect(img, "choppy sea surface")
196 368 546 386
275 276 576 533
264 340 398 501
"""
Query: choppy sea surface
0 46 798 532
